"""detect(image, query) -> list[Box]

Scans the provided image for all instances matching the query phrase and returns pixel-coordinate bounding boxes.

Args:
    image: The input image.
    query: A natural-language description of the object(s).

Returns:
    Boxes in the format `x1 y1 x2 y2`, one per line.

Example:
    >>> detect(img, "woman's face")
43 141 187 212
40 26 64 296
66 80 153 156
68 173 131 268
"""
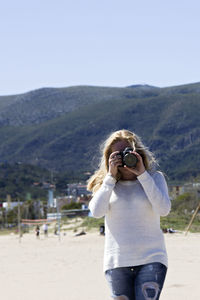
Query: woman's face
111 140 137 180
111 140 131 153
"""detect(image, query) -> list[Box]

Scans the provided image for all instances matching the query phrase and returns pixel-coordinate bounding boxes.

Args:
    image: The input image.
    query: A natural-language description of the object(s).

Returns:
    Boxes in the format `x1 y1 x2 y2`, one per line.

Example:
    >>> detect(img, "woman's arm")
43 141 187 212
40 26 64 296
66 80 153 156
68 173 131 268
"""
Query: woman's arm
89 151 121 218
88 174 116 218
137 171 171 216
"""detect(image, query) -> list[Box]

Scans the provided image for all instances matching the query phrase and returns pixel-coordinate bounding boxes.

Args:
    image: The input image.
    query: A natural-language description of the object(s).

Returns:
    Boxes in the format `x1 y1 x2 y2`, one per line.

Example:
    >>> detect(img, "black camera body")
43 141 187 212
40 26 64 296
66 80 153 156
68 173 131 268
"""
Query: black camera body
120 147 138 168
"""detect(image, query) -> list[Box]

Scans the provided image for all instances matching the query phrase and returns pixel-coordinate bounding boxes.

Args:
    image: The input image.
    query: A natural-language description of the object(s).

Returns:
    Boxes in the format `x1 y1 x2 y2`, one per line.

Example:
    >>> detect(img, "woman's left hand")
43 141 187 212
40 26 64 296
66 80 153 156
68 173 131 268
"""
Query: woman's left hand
124 152 146 176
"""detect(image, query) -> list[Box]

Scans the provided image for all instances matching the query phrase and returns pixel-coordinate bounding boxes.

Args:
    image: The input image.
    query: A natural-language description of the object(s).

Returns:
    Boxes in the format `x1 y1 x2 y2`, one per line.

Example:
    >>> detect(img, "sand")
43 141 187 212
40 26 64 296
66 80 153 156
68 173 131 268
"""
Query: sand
0 231 199 300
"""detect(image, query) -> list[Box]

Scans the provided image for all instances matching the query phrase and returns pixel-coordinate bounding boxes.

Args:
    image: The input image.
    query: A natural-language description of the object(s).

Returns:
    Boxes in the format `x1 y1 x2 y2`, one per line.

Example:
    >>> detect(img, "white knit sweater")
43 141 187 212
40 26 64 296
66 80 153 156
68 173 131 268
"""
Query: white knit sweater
89 171 171 272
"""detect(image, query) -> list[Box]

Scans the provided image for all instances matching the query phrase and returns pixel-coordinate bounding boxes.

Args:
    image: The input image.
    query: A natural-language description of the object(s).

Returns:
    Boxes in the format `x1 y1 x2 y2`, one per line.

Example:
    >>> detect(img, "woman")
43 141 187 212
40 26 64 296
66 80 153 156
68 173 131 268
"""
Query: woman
87 129 171 300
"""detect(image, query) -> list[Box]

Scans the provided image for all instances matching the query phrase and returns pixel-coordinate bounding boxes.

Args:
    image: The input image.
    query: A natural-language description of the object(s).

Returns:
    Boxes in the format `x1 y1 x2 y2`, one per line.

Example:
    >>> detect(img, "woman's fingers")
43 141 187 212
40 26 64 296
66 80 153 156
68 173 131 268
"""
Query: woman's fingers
109 152 122 178
109 151 120 159
124 151 145 175
109 151 119 162
109 153 121 165
132 151 143 163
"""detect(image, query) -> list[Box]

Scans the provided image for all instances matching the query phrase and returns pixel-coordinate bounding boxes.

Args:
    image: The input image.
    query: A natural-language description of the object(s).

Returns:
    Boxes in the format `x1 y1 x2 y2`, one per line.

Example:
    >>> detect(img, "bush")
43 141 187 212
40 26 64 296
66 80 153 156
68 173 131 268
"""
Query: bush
61 202 82 210
171 193 198 215
81 216 104 230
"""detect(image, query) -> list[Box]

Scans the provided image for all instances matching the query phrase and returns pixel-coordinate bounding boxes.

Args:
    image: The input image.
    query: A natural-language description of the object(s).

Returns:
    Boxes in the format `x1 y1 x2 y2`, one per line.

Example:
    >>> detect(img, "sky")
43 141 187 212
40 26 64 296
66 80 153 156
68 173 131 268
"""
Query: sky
1 0 200 95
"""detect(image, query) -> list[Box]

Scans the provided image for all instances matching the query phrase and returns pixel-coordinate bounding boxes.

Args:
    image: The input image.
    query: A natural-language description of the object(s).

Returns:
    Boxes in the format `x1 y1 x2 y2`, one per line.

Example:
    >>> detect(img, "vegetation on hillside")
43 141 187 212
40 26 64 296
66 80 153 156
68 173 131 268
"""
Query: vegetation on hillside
0 83 200 183
0 162 75 201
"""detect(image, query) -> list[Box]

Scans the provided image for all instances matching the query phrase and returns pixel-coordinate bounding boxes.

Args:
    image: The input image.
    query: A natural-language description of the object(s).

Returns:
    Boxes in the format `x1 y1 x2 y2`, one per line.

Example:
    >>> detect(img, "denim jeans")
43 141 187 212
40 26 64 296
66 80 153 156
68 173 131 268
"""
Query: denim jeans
105 262 167 300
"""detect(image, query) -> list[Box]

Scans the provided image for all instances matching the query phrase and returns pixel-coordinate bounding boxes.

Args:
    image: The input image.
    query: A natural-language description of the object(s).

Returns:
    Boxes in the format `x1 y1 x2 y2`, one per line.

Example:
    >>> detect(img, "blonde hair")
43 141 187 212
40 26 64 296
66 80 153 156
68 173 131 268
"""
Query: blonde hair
87 129 157 193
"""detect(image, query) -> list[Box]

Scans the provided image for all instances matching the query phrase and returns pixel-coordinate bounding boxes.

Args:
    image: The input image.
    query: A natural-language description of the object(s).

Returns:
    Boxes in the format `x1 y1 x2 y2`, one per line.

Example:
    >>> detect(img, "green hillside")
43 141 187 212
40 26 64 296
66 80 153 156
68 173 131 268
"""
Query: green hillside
0 83 200 183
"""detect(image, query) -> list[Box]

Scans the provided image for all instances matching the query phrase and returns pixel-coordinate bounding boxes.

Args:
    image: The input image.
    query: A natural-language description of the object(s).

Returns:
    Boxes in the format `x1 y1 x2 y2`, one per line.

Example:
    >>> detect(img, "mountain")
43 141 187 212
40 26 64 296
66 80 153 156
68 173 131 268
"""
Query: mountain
0 86 162 126
0 82 200 182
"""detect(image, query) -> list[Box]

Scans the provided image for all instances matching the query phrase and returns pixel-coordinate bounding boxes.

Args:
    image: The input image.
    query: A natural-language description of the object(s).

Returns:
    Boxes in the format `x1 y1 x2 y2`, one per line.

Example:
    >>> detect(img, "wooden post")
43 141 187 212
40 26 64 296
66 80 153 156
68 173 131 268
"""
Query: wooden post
56 199 61 241
185 202 200 235
18 197 21 243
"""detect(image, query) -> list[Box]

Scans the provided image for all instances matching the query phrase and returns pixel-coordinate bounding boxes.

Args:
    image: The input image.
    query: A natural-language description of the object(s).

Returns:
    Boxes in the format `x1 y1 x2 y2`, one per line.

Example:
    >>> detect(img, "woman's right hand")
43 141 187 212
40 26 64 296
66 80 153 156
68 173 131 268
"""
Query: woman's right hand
108 151 122 179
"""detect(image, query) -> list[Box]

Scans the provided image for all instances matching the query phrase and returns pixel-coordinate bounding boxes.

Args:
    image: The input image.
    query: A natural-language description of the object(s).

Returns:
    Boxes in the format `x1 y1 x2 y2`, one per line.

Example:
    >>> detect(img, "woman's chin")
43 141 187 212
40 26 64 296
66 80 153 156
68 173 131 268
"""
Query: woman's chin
118 167 137 180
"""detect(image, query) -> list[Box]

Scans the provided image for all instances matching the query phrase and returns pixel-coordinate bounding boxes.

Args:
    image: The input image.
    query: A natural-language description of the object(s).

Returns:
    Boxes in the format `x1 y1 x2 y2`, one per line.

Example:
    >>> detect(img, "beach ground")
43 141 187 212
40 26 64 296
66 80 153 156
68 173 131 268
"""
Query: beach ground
0 231 199 300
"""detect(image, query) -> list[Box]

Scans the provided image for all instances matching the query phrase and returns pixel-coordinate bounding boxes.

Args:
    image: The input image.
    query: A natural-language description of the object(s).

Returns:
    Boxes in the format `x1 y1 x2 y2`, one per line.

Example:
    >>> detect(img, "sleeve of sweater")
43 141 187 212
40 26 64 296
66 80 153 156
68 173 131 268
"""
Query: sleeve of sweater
137 171 171 216
88 174 116 218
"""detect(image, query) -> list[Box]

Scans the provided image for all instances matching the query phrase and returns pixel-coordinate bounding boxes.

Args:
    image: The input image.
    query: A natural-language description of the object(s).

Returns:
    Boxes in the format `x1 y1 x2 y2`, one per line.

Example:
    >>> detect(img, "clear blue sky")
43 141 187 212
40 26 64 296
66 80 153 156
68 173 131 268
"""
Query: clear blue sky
1 0 200 95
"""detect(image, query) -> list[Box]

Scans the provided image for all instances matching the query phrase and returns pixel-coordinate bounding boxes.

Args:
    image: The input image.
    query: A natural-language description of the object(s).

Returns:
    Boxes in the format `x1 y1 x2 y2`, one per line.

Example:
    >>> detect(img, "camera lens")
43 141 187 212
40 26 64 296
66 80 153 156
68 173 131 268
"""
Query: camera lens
123 153 138 167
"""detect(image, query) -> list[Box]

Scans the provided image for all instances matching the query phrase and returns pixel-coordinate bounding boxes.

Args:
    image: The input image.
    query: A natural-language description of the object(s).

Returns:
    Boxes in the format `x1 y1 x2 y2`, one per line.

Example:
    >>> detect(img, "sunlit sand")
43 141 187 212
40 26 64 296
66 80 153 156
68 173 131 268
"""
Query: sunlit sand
0 231 199 300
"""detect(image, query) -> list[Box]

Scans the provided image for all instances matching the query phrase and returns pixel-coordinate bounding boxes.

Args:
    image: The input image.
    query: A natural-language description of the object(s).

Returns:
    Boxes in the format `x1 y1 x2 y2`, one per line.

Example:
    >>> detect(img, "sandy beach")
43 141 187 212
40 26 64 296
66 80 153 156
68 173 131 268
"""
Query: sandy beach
0 231 199 300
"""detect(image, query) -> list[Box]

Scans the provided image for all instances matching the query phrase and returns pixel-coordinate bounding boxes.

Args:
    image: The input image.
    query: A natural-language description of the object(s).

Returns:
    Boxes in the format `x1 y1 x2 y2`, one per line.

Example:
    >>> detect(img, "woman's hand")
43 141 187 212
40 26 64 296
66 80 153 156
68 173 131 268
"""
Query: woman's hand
124 152 145 176
108 151 122 179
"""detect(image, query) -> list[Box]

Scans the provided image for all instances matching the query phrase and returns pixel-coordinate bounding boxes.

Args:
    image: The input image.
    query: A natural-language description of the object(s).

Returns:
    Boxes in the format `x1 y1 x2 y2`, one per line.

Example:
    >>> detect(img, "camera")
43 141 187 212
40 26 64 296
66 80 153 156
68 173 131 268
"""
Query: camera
120 147 138 168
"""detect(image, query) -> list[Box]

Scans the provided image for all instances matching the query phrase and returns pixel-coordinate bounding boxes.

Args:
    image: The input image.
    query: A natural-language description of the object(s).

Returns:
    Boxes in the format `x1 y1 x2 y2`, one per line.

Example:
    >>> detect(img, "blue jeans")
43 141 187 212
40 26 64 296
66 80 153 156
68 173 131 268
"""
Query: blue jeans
105 262 167 300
